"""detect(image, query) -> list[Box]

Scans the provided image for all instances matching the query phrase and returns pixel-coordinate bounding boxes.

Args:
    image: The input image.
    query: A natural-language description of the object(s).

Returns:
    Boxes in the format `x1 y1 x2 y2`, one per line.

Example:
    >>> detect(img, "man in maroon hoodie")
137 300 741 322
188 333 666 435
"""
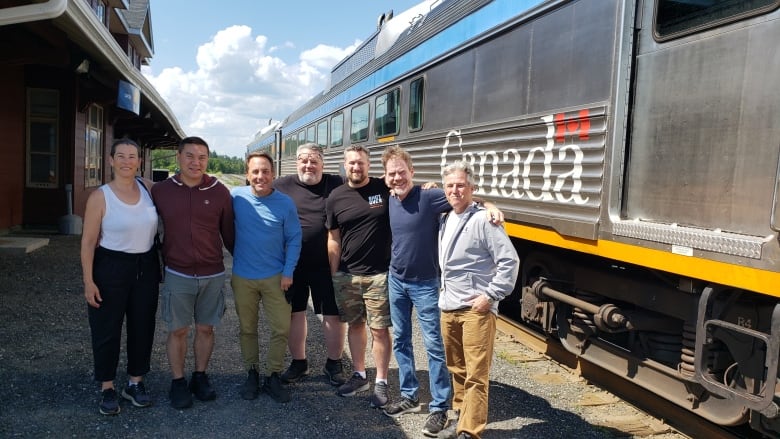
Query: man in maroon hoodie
152 136 235 409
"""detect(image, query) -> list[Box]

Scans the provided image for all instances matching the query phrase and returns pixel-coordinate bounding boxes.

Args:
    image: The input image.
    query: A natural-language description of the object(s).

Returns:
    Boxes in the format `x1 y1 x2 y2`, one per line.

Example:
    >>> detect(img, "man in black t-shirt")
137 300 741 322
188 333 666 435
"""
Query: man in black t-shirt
273 143 348 387
325 145 392 408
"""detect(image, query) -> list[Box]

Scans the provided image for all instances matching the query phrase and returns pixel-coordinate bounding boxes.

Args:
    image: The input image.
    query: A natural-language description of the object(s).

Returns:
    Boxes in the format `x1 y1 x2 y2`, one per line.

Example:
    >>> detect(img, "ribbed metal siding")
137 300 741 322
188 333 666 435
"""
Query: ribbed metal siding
409 107 606 240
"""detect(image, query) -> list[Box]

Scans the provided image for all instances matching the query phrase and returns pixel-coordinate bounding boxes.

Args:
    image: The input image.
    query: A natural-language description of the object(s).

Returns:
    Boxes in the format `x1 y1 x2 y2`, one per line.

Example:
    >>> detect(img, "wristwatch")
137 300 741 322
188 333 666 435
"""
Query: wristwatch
484 295 495 305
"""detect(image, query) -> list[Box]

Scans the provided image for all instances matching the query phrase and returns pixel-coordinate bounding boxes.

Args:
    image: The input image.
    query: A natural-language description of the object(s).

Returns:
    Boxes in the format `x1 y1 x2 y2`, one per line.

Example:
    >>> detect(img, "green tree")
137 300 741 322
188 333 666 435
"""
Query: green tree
152 149 244 174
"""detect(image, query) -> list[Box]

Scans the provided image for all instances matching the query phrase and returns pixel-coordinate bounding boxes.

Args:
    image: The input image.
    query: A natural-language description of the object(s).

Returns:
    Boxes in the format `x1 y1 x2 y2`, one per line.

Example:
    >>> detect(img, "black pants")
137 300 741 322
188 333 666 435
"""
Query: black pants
88 246 159 382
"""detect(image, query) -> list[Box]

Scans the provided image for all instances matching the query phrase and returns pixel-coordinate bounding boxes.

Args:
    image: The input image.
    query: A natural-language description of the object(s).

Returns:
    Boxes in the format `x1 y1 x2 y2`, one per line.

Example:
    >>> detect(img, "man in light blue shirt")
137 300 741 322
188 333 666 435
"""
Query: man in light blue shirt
437 160 519 439
231 151 301 403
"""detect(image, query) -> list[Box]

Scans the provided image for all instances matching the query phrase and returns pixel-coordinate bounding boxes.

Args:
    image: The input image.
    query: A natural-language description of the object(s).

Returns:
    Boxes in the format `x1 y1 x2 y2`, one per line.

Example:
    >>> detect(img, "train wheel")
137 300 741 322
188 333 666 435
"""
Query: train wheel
519 251 571 336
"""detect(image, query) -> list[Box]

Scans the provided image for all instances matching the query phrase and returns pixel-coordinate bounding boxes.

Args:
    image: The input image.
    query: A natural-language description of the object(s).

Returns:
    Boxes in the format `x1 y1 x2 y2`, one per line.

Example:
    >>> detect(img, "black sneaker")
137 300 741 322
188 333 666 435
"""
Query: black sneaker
121 381 152 408
262 372 291 403
383 396 421 418
169 378 193 409
281 359 309 383
422 410 448 437
437 411 459 439
240 367 260 400
337 372 369 396
324 358 347 386
99 388 120 415
369 381 389 408
189 371 216 401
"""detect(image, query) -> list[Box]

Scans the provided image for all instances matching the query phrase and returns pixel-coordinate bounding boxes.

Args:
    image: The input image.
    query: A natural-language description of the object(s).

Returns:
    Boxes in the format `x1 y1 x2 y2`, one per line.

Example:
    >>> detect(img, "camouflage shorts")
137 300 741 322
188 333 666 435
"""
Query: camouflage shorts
332 271 391 329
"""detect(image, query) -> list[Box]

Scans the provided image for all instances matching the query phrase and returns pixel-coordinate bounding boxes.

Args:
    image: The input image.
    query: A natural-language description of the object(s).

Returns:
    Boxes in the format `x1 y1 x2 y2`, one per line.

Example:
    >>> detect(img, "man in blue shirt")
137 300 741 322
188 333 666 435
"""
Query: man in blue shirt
381 145 503 437
380 145 451 436
231 152 302 403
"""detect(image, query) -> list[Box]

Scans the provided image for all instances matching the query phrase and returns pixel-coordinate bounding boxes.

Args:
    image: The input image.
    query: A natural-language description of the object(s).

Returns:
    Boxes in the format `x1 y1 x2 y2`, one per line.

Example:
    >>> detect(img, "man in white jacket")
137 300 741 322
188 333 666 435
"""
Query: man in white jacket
437 160 519 439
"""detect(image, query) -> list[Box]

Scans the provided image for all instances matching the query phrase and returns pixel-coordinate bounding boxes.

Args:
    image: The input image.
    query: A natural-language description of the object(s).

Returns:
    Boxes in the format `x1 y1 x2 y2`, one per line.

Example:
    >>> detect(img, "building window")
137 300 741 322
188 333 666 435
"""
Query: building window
330 113 344 147
409 77 424 132
88 0 107 26
27 89 59 188
350 102 370 143
128 44 141 69
375 88 399 138
85 105 104 188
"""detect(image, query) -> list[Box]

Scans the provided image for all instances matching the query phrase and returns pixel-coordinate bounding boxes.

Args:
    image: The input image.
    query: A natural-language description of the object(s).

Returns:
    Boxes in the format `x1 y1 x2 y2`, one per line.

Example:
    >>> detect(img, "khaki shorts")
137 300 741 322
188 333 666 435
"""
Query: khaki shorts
160 271 226 331
332 271 391 329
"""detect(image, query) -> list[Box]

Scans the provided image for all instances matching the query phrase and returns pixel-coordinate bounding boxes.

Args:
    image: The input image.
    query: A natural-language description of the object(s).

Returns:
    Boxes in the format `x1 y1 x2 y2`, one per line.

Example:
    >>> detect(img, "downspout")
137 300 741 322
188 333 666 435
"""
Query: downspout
0 0 68 26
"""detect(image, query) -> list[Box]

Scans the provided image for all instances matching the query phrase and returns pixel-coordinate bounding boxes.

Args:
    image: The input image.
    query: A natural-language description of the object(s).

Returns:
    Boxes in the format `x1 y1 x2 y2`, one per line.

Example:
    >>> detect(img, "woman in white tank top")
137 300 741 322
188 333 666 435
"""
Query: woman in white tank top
80 138 160 415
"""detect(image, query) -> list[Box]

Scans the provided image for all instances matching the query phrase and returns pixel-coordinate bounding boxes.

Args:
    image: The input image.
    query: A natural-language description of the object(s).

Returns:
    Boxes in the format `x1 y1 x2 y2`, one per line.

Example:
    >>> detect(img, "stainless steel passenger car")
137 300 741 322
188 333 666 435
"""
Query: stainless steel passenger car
250 0 780 435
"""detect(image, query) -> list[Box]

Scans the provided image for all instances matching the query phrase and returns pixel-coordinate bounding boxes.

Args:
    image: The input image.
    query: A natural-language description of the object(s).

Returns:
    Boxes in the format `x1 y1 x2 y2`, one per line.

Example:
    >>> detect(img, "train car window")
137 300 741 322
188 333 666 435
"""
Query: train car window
331 113 344 147
297 131 306 151
316 120 328 148
655 0 779 40
409 77 424 132
351 102 370 142
306 125 316 142
375 88 400 138
285 135 295 156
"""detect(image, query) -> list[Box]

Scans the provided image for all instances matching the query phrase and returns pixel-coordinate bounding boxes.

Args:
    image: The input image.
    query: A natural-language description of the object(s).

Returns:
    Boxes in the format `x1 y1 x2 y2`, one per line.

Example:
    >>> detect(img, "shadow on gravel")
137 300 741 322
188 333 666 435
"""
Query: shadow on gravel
484 381 615 438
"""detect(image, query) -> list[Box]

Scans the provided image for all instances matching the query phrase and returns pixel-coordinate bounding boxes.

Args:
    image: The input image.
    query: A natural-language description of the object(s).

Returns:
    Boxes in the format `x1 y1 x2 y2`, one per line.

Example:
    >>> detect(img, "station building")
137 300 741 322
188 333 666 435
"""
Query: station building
0 0 183 231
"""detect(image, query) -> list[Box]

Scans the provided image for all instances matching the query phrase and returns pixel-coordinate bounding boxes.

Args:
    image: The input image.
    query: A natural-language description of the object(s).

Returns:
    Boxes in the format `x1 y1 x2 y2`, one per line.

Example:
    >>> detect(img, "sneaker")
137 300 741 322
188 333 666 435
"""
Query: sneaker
324 358 347 386
99 388 120 415
121 381 152 408
369 381 389 408
240 367 260 400
169 378 193 409
189 371 216 401
383 396 421 418
422 410 448 437
281 359 309 383
262 372 291 403
337 372 369 396
437 411 459 439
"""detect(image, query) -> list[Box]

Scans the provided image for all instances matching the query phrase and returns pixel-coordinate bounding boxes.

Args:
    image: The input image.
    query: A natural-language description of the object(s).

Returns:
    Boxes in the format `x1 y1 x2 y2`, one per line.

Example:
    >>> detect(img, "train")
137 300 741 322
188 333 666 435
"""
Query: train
248 0 780 436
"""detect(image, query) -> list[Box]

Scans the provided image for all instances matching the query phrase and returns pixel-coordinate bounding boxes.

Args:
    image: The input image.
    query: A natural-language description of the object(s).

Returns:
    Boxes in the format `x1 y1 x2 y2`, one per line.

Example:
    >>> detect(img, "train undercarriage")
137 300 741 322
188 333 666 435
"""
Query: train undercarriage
503 242 780 438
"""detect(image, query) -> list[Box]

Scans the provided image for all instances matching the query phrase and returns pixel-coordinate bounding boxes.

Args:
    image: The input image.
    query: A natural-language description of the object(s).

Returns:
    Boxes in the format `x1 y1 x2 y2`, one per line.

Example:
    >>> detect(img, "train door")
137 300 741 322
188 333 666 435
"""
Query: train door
623 0 780 247
624 1 780 433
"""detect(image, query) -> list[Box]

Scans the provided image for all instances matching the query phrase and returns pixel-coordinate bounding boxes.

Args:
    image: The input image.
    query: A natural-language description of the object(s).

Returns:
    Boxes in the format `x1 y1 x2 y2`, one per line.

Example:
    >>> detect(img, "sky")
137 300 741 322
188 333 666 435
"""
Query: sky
143 0 423 158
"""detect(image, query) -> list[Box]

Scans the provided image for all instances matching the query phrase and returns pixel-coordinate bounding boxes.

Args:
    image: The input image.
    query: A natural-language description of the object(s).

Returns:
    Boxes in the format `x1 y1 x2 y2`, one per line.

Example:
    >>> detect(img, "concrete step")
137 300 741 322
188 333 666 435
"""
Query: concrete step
0 237 50 255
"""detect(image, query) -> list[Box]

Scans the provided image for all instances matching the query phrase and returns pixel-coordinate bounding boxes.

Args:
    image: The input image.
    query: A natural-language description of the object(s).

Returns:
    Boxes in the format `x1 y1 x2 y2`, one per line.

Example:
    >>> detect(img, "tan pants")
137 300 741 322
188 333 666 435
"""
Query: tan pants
441 308 496 439
231 273 291 374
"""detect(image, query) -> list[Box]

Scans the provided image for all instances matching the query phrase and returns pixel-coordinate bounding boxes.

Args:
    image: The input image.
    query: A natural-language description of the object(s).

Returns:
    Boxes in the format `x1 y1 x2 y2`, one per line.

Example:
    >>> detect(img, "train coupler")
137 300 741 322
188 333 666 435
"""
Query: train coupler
694 286 780 416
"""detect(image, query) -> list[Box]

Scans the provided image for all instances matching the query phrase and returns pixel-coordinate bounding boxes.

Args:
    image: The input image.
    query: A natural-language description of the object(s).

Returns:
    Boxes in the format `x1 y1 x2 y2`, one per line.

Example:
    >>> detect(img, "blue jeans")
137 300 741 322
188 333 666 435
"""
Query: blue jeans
388 274 451 412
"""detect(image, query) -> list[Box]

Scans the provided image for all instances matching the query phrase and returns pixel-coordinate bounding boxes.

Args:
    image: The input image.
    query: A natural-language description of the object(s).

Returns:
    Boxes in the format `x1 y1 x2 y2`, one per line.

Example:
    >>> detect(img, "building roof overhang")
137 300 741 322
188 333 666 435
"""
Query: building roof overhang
0 0 184 148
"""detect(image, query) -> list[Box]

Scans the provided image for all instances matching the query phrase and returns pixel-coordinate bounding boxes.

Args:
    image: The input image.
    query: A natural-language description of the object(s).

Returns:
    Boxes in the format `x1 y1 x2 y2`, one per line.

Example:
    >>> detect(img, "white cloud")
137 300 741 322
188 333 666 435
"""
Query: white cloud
143 26 359 158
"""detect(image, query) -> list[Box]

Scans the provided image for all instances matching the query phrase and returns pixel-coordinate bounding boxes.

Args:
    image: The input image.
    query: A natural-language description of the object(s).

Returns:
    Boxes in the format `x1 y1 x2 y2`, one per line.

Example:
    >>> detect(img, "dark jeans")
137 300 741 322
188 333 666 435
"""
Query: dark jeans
88 246 159 382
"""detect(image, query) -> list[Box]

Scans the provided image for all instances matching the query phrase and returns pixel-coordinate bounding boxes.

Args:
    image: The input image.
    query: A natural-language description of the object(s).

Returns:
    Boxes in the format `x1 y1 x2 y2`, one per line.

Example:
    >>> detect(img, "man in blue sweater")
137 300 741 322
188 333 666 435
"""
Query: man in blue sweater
231 152 302 403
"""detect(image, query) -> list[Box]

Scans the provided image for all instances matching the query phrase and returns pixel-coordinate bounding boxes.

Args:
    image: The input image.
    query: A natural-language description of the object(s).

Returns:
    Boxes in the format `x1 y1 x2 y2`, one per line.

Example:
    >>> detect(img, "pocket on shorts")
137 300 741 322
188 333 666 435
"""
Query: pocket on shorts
218 290 226 320
159 282 172 324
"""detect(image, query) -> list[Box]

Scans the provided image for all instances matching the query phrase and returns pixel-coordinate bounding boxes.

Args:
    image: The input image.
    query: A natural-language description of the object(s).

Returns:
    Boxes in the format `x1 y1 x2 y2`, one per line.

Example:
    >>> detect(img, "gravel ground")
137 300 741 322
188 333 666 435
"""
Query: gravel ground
0 234 686 438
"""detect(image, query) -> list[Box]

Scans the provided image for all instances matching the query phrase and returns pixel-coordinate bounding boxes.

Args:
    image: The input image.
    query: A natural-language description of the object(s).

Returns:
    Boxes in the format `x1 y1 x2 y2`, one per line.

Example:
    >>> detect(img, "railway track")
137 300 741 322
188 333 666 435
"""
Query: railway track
495 315 754 439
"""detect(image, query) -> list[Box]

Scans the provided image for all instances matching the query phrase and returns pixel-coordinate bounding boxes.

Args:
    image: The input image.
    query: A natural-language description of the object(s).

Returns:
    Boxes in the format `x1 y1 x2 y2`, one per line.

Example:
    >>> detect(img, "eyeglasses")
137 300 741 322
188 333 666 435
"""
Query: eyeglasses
297 154 321 165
